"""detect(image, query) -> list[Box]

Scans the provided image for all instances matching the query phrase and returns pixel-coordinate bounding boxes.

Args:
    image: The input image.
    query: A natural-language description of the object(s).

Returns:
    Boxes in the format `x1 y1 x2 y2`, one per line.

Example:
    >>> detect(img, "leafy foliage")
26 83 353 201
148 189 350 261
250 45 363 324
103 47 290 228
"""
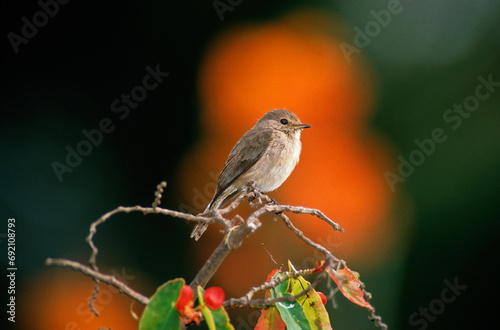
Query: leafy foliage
326 263 372 309
198 286 234 330
139 278 185 330
255 264 333 330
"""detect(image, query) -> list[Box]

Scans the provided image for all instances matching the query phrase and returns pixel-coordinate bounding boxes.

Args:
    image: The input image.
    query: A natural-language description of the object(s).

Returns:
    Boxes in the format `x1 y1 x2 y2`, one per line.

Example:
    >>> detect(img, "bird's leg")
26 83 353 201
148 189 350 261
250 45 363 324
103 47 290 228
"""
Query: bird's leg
261 196 284 219
246 181 264 207
247 192 260 206
265 196 279 205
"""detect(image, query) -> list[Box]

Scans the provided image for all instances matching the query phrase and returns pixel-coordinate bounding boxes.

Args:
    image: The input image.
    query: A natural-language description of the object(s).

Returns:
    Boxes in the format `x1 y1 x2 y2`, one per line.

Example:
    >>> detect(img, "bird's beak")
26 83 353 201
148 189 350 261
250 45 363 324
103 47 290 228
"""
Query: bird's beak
295 123 311 129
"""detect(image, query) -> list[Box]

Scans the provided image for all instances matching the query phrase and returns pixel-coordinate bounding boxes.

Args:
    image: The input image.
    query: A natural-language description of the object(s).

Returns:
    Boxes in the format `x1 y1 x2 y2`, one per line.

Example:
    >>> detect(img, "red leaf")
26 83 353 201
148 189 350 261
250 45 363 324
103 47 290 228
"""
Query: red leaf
264 269 280 299
255 306 286 330
254 269 286 329
326 266 372 309
266 269 279 283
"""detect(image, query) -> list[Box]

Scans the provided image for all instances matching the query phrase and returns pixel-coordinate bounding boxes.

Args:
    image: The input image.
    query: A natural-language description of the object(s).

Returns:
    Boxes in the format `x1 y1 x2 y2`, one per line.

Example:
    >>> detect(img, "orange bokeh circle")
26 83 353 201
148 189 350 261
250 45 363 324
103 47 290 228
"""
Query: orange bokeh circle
199 16 373 139
19 270 141 330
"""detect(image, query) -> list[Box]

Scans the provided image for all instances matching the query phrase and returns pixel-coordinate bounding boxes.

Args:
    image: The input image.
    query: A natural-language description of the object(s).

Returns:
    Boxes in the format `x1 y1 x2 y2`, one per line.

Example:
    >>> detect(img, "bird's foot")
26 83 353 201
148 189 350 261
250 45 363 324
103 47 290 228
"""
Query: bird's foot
247 181 265 207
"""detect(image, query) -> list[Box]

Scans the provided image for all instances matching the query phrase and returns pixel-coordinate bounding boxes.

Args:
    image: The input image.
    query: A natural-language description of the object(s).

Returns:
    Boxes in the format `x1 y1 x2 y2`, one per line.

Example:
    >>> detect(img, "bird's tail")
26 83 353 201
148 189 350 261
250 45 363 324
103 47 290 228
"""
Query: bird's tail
190 201 213 241
190 187 238 240
190 222 208 241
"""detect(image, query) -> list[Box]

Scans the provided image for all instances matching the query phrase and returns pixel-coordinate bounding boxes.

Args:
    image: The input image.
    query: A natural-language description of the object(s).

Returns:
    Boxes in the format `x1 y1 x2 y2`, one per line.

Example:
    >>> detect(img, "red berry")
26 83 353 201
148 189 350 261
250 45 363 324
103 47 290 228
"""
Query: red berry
176 285 194 312
317 292 327 305
204 287 225 310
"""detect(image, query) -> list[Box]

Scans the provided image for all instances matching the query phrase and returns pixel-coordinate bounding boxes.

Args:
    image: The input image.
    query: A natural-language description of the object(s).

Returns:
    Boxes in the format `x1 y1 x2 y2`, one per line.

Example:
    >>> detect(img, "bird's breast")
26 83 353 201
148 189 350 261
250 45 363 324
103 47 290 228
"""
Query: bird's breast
239 132 302 192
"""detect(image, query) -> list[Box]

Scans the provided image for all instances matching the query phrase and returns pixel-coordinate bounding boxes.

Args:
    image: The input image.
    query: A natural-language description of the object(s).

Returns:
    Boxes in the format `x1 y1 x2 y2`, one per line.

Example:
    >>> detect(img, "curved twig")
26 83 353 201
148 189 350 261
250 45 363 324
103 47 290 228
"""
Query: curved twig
45 258 150 305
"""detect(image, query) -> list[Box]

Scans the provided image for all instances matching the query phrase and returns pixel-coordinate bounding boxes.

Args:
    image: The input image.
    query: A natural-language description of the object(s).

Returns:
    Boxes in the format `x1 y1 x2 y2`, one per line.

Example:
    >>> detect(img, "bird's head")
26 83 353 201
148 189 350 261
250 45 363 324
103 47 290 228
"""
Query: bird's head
257 109 311 136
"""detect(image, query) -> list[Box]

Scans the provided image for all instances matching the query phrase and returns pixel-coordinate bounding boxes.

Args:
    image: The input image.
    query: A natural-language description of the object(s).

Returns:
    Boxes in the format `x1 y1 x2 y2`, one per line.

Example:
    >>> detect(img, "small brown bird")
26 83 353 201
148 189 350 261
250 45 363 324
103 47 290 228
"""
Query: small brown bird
191 109 311 240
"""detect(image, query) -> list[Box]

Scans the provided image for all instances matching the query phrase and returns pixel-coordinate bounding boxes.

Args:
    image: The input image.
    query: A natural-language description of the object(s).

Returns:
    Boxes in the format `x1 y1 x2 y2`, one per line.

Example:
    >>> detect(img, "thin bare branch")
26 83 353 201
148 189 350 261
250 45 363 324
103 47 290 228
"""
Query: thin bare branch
249 203 343 233
86 205 232 271
152 181 167 208
89 279 101 316
45 258 150 305
189 214 262 290
278 212 339 259
217 190 250 215
47 181 386 329
225 261 331 309
359 278 389 329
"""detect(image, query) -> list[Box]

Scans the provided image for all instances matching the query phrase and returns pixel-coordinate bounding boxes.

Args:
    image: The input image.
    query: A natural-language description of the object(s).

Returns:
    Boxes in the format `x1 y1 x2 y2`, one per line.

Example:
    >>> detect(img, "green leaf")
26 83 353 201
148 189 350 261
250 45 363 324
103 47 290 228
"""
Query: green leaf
211 306 235 330
273 271 289 296
198 286 215 329
197 286 234 330
269 271 310 330
139 278 184 330
290 276 332 330
274 293 311 330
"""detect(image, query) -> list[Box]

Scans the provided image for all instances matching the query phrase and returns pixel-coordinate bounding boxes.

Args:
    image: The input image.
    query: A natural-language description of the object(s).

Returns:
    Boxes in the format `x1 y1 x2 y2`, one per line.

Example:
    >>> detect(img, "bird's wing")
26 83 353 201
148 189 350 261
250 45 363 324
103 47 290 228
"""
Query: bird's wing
209 127 273 208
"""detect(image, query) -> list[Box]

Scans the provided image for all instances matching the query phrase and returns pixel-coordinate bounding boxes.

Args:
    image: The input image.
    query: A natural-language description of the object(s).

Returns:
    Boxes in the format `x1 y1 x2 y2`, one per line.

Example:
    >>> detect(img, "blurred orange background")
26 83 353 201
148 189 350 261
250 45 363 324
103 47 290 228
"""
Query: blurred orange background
5 1 499 329
179 10 402 296
19 269 143 330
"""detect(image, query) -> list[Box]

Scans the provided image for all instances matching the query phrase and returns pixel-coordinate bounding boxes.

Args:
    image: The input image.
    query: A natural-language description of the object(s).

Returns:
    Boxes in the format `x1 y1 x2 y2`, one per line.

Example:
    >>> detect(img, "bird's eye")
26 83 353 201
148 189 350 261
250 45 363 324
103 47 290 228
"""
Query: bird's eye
280 118 288 125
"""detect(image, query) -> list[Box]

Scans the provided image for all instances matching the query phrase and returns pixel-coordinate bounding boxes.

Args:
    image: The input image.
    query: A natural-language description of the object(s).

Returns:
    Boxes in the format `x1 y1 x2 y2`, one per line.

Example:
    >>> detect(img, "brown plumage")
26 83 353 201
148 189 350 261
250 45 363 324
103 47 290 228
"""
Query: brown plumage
191 109 310 240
